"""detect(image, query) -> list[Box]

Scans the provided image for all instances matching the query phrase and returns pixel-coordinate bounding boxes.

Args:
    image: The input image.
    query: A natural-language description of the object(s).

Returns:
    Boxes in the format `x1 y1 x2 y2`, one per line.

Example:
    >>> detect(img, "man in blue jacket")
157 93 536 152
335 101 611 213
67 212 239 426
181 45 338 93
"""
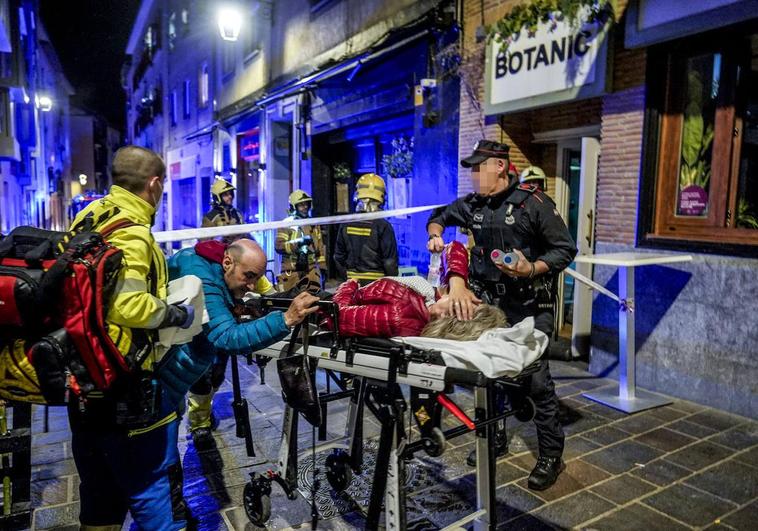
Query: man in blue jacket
157 238 319 441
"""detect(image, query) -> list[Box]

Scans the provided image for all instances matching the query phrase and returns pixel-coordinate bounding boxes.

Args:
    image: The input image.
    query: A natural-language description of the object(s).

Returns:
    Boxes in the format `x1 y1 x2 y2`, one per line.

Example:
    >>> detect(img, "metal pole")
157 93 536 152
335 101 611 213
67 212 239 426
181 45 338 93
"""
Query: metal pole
618 266 635 400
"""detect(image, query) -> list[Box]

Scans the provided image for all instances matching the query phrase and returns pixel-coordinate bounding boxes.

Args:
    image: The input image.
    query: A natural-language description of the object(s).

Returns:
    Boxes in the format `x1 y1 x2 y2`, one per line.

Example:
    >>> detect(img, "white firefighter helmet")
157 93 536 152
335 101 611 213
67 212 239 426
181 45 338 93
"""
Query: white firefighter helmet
519 166 547 188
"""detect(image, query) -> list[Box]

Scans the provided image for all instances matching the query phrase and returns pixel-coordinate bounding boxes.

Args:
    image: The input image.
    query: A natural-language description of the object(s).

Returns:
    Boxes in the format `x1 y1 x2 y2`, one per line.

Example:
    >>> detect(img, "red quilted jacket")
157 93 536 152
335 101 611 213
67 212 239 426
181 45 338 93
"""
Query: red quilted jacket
333 241 469 337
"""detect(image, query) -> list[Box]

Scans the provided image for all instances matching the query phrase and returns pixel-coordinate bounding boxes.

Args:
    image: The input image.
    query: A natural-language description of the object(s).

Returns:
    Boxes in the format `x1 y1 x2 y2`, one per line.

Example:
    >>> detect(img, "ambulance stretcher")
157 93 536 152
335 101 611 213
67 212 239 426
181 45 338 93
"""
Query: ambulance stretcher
239 298 540 531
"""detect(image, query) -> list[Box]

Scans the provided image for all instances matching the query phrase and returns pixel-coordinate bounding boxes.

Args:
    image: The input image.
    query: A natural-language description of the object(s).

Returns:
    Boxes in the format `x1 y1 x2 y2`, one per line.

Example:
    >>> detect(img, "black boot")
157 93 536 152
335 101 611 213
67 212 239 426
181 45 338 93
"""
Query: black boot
466 431 508 466
527 456 565 490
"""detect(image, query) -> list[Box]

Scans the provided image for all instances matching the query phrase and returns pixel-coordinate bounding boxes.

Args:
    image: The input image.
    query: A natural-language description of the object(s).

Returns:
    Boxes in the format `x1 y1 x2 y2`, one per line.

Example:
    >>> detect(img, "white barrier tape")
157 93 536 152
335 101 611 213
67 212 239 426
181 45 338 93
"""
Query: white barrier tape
153 204 445 243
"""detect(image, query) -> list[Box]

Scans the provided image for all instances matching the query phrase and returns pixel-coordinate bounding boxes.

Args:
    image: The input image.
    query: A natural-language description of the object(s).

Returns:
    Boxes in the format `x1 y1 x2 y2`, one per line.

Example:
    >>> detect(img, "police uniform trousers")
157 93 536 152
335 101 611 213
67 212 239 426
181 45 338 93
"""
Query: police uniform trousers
68 387 187 530
500 301 564 458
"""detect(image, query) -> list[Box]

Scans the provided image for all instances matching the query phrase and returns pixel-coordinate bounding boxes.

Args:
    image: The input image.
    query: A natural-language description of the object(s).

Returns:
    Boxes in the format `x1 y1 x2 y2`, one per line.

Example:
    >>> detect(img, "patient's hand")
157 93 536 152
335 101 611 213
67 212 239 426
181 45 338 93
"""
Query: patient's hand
448 276 481 321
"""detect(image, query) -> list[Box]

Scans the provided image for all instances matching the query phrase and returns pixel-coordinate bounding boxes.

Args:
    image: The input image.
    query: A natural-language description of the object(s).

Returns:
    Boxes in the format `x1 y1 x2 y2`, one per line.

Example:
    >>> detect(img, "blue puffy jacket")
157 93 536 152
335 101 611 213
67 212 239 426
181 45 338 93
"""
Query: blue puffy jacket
158 248 289 405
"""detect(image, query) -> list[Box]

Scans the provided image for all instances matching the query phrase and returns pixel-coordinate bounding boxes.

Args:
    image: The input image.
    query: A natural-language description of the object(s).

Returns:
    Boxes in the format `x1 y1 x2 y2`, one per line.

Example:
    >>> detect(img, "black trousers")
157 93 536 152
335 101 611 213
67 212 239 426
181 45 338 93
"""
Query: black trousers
499 305 565 458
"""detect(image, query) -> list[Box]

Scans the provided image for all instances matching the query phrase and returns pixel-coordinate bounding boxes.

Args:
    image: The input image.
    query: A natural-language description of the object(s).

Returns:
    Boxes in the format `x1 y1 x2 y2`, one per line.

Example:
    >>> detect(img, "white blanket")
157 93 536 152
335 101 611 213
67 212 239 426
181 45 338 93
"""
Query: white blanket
393 317 547 378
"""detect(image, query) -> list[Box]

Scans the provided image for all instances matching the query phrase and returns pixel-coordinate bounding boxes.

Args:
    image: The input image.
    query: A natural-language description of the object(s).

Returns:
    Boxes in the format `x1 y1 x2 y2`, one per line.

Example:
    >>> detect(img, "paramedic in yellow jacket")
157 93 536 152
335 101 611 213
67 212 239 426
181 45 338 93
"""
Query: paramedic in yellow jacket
68 146 195 531
275 190 326 291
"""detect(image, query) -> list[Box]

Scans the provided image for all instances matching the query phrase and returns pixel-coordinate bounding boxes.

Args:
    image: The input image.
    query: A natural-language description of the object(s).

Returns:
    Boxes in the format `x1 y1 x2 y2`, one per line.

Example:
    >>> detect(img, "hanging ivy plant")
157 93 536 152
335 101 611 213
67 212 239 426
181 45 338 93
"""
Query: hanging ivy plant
488 0 615 50
381 137 414 179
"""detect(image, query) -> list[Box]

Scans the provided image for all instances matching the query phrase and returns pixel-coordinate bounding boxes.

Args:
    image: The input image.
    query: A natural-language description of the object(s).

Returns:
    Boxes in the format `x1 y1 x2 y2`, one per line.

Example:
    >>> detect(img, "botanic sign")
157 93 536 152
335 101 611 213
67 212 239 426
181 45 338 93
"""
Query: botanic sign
484 6 610 114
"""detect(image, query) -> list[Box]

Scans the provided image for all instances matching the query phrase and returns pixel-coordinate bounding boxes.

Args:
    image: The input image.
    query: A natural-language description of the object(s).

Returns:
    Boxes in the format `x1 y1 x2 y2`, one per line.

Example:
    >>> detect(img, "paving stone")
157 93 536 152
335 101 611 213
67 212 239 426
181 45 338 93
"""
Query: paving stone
529 490 615 529
669 419 719 438
582 402 629 420
410 476 477 528
557 396 587 410
31 458 79 481
583 440 664 475
31 477 70 507
612 413 664 434
560 411 608 437
32 501 80 529
519 458 610 503
684 459 758 505
647 406 689 423
669 400 707 414
496 459 529 486
493 483 544 524
720 500 758 530
634 427 697 453
567 378 613 391
581 425 631 446
687 410 747 432
505 513 560 530
734 446 758 468
590 474 657 505
30 442 67 466
630 458 693 486
561 436 601 460
667 441 734 472
588 502 690 531
708 422 758 450
642 483 738 527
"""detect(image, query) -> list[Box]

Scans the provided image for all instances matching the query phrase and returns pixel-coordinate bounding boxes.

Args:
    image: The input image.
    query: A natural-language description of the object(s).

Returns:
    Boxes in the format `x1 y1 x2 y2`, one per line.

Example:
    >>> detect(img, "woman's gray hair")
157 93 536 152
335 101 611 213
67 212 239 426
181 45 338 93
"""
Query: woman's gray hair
421 304 508 341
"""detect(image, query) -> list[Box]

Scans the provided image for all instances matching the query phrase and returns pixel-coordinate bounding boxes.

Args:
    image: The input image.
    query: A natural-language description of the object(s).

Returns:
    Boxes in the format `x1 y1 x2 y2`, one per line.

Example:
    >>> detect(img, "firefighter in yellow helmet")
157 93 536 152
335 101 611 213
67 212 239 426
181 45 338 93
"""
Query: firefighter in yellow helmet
274 189 326 291
333 173 398 284
202 178 244 228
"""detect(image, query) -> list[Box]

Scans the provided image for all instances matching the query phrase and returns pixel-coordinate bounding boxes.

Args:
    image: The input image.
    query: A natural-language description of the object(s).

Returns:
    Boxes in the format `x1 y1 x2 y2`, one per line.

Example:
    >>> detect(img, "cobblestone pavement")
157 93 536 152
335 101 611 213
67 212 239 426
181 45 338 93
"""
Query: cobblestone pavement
27 360 757 530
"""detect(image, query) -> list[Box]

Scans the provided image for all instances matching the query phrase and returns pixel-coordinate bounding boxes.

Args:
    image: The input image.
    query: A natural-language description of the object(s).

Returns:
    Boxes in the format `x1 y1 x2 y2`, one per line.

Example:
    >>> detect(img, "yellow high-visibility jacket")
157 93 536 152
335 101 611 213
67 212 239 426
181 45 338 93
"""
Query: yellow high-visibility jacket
70 185 169 371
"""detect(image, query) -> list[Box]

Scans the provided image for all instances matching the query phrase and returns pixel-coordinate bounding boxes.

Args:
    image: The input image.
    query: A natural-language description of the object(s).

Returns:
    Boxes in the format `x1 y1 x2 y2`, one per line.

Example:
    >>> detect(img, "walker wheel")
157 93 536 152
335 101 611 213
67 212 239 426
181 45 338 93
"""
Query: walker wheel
325 451 352 491
515 397 536 423
423 427 446 457
243 473 272 525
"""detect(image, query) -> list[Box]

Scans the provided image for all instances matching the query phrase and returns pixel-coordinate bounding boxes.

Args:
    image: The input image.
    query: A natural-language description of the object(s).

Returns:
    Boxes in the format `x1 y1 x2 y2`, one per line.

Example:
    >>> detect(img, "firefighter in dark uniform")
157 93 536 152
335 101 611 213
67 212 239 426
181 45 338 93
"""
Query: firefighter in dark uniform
427 140 577 491
203 178 244 228
334 173 398 284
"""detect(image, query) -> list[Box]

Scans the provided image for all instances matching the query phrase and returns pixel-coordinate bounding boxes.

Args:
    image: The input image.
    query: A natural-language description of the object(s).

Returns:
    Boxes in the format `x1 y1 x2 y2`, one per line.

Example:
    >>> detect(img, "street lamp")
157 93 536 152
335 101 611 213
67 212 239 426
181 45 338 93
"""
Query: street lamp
37 95 53 112
217 6 242 41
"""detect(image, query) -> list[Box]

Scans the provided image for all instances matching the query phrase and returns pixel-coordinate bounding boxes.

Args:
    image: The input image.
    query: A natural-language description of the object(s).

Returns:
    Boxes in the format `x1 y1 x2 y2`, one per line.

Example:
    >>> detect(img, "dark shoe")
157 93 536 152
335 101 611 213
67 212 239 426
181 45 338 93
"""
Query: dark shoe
527 456 565 490
192 427 216 452
466 435 508 466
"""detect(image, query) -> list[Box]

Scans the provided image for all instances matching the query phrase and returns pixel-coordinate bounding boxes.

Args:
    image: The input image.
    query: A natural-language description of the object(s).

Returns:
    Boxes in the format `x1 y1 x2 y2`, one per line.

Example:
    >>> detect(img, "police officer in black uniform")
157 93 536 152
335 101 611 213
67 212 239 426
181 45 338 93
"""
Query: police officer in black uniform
334 173 399 284
427 140 576 491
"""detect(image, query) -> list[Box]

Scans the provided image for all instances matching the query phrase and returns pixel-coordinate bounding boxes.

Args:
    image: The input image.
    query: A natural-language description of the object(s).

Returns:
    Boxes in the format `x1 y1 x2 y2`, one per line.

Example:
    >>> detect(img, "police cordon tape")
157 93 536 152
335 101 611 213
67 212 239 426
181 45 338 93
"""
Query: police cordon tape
152 203 446 243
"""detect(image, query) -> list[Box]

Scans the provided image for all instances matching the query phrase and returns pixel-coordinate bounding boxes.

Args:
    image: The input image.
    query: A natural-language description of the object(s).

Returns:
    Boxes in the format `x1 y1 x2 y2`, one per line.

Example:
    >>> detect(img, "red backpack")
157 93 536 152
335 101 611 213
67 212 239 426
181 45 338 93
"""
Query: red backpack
0 215 137 405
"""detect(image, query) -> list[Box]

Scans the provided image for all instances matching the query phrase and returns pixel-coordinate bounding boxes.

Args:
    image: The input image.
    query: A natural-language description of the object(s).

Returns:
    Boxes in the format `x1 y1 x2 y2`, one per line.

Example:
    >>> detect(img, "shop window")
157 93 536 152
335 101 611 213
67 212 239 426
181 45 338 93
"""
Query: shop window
646 30 758 247
243 12 260 62
222 41 235 79
198 63 209 108
168 12 177 50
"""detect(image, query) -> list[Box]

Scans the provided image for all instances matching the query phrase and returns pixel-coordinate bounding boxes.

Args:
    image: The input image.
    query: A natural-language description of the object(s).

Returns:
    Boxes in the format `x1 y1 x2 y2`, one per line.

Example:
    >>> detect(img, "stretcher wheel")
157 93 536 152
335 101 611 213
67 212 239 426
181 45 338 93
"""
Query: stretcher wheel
515 397 536 423
422 427 446 457
243 474 272 525
325 451 352 491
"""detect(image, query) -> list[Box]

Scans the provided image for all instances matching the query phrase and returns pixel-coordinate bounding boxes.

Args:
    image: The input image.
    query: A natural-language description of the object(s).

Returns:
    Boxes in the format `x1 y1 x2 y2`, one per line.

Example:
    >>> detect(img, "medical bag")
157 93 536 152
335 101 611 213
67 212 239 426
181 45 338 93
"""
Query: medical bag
0 220 135 405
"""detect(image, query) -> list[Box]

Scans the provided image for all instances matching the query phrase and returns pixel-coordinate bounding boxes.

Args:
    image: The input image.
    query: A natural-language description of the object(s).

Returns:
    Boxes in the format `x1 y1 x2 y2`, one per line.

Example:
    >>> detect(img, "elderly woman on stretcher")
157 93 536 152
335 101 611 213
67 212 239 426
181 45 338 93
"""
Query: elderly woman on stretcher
328 241 548 379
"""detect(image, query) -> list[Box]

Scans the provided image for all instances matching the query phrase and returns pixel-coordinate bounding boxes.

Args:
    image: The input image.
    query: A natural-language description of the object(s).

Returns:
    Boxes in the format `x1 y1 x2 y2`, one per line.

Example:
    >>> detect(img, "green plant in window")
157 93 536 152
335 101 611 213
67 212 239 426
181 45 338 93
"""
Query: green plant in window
333 162 351 183
736 199 758 229
679 70 714 190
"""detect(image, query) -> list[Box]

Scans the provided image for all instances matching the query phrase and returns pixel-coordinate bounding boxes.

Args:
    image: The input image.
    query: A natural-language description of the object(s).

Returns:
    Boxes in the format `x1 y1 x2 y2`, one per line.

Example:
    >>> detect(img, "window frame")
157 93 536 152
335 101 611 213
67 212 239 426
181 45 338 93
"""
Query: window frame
639 25 758 254
198 63 209 108
182 79 191 120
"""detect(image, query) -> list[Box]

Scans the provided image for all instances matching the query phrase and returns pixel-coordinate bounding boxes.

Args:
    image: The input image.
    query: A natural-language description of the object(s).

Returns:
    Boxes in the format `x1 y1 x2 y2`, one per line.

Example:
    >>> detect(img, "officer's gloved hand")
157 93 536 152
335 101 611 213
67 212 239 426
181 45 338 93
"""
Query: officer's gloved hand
157 345 213 409
301 235 314 246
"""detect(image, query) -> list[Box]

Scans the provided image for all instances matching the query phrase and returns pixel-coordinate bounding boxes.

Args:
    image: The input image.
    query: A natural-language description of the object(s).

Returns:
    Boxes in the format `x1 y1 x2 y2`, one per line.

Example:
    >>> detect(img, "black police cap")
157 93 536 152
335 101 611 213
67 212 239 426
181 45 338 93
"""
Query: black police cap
460 140 510 168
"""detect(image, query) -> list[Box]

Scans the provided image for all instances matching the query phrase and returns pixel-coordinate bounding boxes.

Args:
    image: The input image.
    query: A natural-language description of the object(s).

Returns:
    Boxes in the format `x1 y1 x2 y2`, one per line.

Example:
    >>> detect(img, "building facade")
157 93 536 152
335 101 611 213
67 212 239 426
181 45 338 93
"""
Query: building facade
0 0 73 232
459 0 757 417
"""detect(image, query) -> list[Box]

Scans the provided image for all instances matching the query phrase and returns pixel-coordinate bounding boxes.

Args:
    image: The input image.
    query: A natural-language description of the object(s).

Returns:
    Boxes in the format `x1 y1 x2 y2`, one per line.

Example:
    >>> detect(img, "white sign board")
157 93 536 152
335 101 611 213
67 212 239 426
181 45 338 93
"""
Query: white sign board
484 8 610 115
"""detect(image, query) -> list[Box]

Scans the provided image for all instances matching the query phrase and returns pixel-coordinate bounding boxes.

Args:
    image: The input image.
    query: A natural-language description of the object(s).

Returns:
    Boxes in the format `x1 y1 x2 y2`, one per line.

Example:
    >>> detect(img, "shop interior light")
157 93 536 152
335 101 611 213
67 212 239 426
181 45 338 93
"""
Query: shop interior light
217 7 242 41
37 95 53 112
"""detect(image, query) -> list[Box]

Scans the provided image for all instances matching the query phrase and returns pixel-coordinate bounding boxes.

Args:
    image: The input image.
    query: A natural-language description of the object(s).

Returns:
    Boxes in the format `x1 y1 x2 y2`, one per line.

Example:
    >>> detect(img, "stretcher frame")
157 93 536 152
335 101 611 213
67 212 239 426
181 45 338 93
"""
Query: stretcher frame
242 300 539 530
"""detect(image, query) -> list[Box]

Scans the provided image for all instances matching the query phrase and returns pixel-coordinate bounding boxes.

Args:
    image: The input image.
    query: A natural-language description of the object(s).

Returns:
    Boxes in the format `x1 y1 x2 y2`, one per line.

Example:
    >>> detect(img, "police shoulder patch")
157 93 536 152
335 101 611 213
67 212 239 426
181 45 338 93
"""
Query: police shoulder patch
517 183 538 192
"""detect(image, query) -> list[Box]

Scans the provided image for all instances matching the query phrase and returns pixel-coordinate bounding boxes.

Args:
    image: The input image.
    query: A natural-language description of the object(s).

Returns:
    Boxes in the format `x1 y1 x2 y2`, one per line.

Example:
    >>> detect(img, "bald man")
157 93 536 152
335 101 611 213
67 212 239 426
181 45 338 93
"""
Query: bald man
164 238 319 450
